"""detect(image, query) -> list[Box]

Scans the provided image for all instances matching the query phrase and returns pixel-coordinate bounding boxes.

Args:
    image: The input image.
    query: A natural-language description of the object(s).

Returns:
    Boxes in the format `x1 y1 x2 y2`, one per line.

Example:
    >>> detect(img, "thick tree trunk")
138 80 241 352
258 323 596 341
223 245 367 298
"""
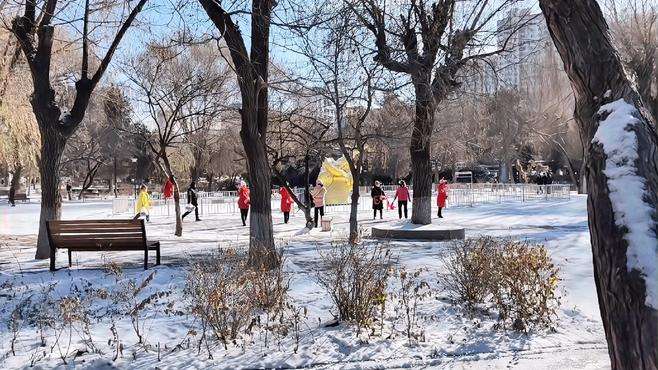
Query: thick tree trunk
8 163 22 205
410 78 434 225
241 105 277 269
35 129 66 259
541 1 658 368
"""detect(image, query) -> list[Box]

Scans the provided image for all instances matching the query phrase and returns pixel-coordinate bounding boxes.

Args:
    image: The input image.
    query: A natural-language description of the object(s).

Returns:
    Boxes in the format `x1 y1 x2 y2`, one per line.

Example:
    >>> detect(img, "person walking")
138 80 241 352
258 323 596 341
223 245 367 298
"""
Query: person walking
371 180 386 220
237 181 250 226
279 186 294 224
182 181 201 221
162 176 174 204
311 180 326 228
392 180 410 219
66 181 72 201
133 184 151 222
437 178 448 218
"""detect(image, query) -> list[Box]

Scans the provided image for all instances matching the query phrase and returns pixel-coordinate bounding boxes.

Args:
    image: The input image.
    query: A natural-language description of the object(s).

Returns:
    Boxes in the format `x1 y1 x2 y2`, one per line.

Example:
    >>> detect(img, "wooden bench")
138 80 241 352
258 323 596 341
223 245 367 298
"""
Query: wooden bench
46 219 161 271
13 193 29 202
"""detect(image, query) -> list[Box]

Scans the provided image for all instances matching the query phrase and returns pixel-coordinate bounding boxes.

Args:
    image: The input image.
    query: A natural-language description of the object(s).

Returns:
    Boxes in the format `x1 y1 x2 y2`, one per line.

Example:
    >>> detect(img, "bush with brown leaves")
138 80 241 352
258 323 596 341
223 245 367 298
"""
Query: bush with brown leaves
440 237 560 332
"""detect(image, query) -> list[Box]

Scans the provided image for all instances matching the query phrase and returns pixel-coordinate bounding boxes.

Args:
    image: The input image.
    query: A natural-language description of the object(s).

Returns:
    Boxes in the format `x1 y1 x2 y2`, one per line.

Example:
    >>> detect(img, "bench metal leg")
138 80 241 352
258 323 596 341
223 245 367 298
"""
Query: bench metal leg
144 248 148 270
68 250 72 267
156 244 161 266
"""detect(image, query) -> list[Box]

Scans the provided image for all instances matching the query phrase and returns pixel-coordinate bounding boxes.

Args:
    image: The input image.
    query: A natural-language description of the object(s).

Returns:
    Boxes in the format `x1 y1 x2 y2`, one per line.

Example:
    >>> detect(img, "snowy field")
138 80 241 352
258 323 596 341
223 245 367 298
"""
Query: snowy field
0 196 610 369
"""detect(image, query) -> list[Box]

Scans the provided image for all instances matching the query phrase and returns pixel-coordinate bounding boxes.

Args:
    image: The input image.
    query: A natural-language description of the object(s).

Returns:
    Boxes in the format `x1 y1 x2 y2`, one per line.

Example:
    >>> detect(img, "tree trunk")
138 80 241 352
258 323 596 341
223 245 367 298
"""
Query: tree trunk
410 78 434 225
161 155 182 237
349 175 360 243
206 172 213 192
78 162 99 200
540 1 658 368
8 163 22 205
579 160 588 194
35 129 66 259
241 105 277 269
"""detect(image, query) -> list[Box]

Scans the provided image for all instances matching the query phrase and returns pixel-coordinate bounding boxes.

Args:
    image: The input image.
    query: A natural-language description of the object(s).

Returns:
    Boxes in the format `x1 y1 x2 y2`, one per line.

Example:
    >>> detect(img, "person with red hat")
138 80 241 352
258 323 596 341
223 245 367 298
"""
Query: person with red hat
437 178 448 218
237 181 250 226
279 185 294 224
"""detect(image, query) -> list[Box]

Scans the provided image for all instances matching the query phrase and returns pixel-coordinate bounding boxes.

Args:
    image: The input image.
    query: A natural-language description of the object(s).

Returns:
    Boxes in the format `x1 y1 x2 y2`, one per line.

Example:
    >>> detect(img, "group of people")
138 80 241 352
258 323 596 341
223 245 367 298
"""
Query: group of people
132 177 450 226
237 180 326 227
373 179 448 219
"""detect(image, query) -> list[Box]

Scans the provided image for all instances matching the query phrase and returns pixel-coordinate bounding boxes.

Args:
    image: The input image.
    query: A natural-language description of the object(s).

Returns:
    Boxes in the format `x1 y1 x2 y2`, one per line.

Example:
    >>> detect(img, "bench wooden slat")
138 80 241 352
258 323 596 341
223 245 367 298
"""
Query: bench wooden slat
49 224 144 231
53 220 142 224
51 238 144 246
51 229 143 235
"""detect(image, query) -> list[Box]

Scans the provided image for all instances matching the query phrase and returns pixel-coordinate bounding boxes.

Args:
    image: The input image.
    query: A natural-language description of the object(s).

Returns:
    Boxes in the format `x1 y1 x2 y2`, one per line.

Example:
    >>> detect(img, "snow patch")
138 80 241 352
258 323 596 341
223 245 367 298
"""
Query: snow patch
593 98 658 309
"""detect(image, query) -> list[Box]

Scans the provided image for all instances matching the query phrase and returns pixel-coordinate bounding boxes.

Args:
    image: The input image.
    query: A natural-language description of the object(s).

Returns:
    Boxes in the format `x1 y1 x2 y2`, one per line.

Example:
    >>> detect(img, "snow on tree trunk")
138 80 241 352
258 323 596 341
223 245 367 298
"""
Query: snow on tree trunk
540 1 658 367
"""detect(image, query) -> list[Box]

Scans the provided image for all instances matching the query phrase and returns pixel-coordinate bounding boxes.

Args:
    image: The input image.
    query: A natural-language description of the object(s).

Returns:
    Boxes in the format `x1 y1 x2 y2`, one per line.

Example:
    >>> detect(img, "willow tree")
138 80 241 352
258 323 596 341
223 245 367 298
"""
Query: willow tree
125 40 227 237
349 0 534 224
10 0 148 259
540 0 658 367
197 0 279 268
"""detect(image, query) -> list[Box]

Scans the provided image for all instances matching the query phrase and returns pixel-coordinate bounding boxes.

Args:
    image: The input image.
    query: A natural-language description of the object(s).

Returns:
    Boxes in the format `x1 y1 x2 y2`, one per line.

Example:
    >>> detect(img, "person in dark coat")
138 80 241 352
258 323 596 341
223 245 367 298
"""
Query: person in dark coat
371 180 386 220
182 181 201 221
66 181 72 201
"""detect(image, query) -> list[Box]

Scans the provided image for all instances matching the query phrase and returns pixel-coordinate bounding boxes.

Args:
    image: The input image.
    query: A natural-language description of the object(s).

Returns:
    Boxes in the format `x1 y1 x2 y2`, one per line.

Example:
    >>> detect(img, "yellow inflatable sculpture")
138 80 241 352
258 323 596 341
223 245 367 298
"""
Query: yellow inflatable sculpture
317 156 353 205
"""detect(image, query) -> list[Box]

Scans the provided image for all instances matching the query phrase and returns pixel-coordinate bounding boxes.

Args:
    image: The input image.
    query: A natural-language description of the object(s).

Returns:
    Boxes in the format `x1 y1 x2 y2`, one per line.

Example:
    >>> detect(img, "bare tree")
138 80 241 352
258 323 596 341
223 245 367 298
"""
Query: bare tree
283 3 384 241
606 0 658 122
267 97 330 229
61 121 107 199
540 1 658 367
8 0 148 259
125 40 227 236
197 0 279 269
348 0 535 224
0 34 38 204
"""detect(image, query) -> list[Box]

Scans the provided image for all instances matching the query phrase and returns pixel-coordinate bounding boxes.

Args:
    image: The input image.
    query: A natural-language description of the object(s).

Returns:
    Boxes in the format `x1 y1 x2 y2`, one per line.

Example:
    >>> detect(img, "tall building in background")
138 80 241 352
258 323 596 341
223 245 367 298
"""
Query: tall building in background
467 8 552 94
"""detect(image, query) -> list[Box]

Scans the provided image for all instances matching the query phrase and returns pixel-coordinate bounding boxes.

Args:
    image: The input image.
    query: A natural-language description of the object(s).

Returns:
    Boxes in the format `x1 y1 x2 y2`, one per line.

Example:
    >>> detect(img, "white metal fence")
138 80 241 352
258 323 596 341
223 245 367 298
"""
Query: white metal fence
112 183 570 216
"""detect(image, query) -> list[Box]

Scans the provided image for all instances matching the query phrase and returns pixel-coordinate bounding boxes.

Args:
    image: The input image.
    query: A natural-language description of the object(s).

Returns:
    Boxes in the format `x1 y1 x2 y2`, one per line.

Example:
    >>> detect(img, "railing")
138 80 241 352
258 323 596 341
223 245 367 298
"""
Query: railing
112 183 571 216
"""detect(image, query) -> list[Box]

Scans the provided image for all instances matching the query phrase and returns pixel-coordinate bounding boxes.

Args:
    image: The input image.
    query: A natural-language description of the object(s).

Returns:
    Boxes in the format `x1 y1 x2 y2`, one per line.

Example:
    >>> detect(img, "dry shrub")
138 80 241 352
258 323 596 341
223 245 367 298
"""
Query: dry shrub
185 249 289 353
492 240 561 331
440 237 497 308
316 241 391 332
395 267 431 343
440 237 560 332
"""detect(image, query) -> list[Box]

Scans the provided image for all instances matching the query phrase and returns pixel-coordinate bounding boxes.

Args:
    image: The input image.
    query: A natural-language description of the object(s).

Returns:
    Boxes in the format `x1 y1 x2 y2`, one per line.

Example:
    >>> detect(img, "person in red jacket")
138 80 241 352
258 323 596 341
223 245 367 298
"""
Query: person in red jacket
237 181 250 226
279 186 294 224
392 180 411 219
162 176 174 203
437 178 448 218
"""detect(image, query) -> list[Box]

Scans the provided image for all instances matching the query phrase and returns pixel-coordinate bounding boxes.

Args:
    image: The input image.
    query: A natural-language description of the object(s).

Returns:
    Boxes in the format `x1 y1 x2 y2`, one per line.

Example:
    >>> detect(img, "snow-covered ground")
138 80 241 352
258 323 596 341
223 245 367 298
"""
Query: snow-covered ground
0 196 610 369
